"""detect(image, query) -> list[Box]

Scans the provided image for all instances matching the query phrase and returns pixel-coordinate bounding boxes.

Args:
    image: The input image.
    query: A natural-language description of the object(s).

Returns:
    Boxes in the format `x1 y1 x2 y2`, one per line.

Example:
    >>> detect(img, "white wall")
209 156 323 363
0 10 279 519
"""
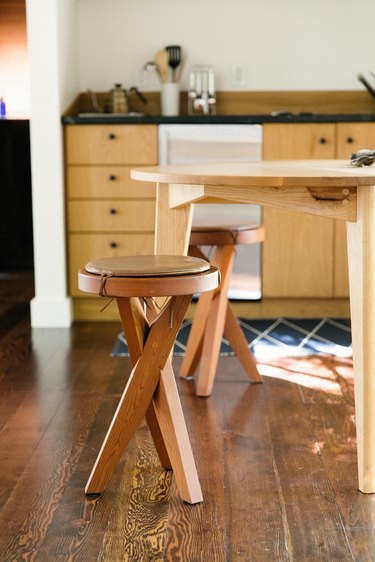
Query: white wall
26 0 78 327
77 0 375 93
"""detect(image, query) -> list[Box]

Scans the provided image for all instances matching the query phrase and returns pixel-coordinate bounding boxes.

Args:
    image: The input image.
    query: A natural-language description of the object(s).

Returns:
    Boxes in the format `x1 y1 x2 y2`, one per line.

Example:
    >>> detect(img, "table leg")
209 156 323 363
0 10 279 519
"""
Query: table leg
347 185 375 493
155 183 193 255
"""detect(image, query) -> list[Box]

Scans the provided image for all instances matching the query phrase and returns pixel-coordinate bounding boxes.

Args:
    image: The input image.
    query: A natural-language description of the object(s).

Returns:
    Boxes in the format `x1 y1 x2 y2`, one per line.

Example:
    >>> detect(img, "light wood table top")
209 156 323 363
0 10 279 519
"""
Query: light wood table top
132 159 375 187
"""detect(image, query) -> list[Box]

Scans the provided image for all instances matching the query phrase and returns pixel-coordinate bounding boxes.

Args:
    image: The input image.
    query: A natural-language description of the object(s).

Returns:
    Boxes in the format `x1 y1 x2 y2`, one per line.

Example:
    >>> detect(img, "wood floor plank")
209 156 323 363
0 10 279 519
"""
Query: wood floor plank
263 372 354 562
2 273 375 561
98 424 172 562
31 394 127 562
0 312 33 385
164 367 227 561
217 361 289 562
298 355 375 562
0 392 100 560
0 324 121 560
0 323 119 512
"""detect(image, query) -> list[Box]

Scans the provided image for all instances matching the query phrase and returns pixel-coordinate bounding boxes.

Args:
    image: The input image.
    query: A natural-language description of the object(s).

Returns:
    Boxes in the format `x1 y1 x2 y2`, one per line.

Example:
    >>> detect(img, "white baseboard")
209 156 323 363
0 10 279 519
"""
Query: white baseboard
30 296 73 327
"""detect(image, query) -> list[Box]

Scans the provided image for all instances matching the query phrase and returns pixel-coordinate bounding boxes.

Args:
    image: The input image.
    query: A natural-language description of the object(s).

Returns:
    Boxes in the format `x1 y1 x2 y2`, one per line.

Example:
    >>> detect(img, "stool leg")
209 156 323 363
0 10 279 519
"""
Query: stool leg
117 297 172 469
223 302 262 383
180 247 216 378
143 297 202 502
85 294 192 495
153 360 203 504
196 245 234 397
179 290 214 378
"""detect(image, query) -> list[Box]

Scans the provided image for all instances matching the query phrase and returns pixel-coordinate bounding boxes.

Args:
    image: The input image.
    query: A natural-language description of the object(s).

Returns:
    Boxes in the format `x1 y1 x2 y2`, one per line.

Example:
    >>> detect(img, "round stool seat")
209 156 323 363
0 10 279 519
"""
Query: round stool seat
78 255 219 298
190 223 265 246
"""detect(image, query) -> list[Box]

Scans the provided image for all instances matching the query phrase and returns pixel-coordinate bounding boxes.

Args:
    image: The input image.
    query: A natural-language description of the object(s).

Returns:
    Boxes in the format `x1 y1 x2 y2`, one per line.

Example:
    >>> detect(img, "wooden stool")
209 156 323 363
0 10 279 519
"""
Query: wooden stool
78 255 219 504
180 224 265 397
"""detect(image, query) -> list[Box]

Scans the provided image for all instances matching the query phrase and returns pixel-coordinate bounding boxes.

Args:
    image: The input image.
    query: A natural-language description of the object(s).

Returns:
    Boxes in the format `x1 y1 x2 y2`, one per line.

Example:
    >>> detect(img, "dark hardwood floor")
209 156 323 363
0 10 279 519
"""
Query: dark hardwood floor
0 272 374 561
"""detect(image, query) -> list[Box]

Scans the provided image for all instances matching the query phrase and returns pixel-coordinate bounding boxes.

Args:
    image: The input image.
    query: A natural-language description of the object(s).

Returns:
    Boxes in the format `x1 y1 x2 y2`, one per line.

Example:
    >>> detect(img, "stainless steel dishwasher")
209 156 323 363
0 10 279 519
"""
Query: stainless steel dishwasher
158 124 263 300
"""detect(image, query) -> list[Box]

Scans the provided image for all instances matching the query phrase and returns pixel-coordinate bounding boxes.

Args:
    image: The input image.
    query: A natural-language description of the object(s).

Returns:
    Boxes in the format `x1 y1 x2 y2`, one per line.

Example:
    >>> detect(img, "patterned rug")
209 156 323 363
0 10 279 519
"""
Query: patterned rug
111 317 352 360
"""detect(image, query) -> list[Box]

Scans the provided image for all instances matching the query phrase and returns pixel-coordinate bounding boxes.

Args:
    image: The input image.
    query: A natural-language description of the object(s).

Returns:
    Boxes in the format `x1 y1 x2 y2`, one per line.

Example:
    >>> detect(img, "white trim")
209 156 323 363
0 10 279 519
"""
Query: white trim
30 296 73 328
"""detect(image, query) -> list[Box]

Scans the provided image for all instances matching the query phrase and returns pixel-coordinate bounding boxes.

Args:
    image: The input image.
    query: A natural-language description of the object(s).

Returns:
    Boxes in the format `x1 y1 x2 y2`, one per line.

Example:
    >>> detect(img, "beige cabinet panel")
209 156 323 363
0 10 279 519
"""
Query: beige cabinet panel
263 123 336 160
68 200 156 232
67 166 156 199
262 123 336 297
336 122 375 159
263 208 334 297
68 233 155 296
65 124 158 165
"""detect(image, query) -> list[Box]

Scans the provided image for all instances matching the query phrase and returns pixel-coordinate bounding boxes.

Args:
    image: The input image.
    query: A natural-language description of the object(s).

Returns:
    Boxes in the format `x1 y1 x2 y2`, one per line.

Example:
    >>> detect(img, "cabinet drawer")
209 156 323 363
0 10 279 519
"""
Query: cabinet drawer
68 233 155 296
65 124 158 165
67 166 156 199
336 122 375 158
68 200 155 232
263 123 335 159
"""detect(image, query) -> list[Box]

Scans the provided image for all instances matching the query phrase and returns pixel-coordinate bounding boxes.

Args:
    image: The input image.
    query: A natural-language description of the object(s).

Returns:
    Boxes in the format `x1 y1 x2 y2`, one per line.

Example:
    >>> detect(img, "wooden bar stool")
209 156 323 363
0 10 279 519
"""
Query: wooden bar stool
78 255 219 504
180 224 265 397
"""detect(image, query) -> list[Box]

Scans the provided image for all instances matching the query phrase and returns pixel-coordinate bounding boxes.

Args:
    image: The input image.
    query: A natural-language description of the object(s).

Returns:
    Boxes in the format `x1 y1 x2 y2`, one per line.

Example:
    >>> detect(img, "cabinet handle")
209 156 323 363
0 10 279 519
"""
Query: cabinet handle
319 137 327 144
347 137 354 144
110 241 118 248
108 133 116 140
109 174 117 181
109 208 117 215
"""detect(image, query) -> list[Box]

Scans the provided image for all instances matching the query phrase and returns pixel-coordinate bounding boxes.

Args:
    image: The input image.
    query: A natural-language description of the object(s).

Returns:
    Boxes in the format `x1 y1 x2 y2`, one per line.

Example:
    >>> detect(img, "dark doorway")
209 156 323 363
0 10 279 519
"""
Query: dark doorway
0 119 33 271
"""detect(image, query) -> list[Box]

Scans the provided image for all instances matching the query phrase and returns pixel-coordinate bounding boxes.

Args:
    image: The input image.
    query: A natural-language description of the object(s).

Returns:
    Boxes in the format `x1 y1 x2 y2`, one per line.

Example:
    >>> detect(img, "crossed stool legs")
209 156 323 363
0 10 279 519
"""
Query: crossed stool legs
78 255 219 503
181 224 265 397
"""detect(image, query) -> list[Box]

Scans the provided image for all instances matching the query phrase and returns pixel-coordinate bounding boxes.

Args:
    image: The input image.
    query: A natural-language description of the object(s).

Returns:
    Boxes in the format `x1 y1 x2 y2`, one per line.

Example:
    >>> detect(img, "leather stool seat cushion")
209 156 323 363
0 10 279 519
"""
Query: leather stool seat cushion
85 255 210 277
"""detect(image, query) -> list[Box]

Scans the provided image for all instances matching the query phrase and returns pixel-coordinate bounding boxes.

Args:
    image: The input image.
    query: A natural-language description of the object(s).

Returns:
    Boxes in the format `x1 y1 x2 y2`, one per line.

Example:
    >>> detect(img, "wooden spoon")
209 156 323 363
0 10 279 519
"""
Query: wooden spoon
155 49 169 83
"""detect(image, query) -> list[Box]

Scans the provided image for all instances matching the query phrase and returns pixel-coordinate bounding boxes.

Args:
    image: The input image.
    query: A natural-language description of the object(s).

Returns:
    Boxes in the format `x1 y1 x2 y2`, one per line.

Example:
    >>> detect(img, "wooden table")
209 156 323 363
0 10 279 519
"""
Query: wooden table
131 159 375 494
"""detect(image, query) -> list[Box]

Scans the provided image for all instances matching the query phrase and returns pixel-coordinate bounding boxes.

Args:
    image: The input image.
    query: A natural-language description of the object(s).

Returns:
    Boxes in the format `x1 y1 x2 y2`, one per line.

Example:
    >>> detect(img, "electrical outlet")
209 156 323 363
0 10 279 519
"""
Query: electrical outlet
231 63 248 87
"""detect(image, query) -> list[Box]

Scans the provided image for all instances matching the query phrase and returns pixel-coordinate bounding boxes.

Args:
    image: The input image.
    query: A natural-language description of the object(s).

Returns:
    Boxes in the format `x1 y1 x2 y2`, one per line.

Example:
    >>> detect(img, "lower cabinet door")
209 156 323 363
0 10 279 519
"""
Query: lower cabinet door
263 123 336 298
262 208 334 298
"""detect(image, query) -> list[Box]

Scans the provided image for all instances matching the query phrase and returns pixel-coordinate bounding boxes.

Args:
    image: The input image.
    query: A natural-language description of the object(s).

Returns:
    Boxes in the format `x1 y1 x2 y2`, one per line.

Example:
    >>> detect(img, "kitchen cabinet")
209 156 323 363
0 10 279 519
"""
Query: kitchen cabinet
65 124 157 298
64 120 375 318
263 123 336 298
263 122 375 298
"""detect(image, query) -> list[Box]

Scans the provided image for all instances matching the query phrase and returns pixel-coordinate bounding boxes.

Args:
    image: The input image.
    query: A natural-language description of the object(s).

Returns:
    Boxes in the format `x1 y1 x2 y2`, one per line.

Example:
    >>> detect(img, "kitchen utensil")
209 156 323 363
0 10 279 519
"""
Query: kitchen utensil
104 84 147 113
188 65 216 115
166 45 181 82
155 49 169 83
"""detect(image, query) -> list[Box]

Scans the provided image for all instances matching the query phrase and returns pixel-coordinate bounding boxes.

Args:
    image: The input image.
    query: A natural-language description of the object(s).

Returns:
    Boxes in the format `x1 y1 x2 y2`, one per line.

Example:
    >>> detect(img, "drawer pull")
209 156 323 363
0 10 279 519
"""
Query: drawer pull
319 137 327 144
109 208 117 215
347 137 354 144
108 133 116 140
110 241 118 248
109 174 117 181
